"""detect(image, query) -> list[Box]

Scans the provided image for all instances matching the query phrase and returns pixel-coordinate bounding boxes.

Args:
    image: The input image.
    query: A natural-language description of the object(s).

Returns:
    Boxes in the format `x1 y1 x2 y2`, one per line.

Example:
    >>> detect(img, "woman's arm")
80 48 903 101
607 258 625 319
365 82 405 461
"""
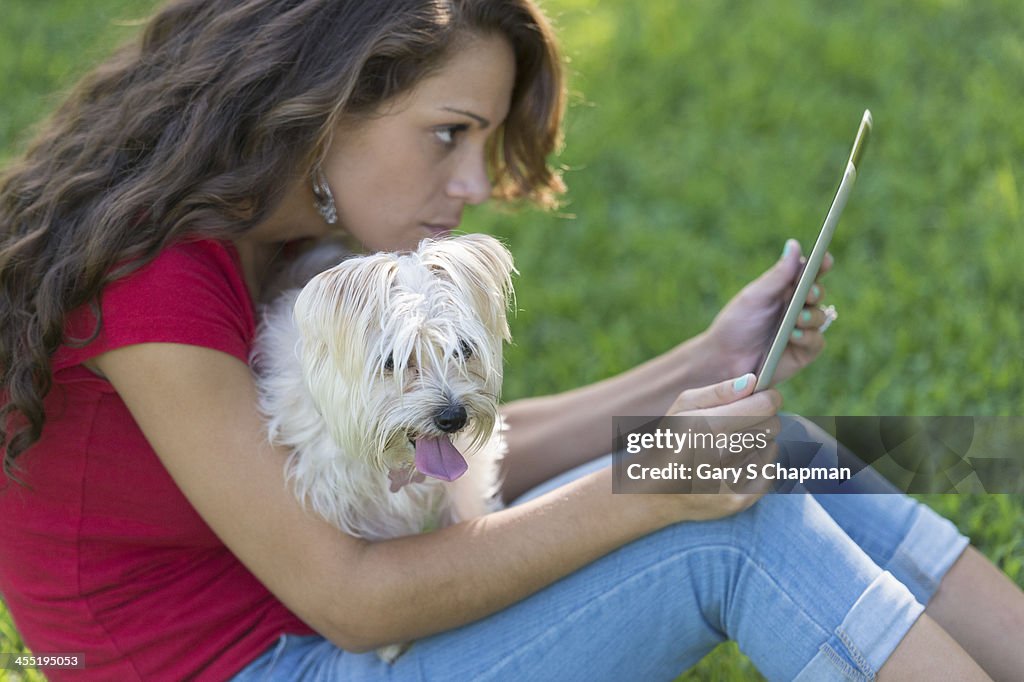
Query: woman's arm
500 331 727 501
501 242 832 501
93 342 774 651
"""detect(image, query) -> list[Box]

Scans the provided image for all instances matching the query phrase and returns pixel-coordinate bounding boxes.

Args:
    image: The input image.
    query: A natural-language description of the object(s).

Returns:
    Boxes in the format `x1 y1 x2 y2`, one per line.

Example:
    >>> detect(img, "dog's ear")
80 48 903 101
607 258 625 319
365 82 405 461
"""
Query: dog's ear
420 235 516 340
293 253 398 375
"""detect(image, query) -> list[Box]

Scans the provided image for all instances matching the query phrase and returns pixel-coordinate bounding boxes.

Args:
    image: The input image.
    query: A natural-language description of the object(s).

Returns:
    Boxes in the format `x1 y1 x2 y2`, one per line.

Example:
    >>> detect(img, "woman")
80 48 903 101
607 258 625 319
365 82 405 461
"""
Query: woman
1 1 1022 680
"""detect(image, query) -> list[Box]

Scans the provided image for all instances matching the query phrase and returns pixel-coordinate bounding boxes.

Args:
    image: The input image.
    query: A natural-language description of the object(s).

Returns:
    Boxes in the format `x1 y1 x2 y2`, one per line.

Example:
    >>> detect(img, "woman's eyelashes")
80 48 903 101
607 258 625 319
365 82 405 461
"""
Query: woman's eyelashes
433 123 470 147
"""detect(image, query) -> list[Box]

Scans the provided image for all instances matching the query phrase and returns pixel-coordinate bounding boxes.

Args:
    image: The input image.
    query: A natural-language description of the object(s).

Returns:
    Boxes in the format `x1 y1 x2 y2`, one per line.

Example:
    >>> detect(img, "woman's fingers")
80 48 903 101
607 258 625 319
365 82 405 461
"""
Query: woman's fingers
779 273 828 308
668 374 753 412
786 325 826 355
797 250 834 277
817 251 835 276
794 305 828 330
797 280 825 306
669 374 781 414
666 376 783 444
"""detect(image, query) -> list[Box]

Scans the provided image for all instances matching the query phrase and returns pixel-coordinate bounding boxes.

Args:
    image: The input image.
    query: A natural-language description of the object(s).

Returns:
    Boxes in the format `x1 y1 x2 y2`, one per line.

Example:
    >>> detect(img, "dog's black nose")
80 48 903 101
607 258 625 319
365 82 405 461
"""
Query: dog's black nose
434 404 468 433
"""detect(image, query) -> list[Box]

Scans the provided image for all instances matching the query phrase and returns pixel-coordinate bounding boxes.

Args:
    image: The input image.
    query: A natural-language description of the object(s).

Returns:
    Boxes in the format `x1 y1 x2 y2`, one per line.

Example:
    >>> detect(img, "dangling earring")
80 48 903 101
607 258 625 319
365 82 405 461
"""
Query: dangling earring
311 166 338 225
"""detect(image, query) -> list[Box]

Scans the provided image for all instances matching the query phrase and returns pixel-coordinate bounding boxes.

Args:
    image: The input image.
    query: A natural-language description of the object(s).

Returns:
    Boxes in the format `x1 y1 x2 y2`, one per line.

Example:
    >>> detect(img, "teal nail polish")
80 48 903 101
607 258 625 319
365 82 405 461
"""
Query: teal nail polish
811 284 820 299
733 375 750 392
782 241 793 259
792 329 803 340
801 310 812 323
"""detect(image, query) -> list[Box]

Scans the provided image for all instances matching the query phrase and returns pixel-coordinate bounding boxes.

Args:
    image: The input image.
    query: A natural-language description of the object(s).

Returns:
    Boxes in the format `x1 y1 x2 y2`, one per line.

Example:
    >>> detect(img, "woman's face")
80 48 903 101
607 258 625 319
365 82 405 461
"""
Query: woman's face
323 33 516 252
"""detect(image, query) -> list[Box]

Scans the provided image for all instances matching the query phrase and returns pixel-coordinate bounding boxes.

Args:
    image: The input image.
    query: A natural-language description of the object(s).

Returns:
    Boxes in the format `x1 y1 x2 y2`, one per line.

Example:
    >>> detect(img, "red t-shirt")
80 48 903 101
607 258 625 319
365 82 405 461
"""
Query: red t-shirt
0 239 313 681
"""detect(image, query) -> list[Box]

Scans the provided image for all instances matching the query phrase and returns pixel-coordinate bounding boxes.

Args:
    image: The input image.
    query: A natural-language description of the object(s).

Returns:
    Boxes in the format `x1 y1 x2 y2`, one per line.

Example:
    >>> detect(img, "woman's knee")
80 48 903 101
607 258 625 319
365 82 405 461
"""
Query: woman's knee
643 496 815 629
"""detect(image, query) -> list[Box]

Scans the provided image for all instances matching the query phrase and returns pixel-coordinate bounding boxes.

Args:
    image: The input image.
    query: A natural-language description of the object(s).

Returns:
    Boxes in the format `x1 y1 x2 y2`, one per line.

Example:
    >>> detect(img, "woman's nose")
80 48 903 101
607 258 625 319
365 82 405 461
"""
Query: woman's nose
446 150 492 205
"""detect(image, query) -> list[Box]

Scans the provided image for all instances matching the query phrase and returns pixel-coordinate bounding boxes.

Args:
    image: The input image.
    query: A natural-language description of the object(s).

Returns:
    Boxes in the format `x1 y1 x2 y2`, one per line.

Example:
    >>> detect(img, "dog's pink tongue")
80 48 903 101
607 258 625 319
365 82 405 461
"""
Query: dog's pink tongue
414 436 468 481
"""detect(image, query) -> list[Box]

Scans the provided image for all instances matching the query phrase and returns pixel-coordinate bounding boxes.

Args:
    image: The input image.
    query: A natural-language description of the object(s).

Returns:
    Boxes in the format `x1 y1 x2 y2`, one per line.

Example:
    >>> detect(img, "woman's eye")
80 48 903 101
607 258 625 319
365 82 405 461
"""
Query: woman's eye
434 124 468 146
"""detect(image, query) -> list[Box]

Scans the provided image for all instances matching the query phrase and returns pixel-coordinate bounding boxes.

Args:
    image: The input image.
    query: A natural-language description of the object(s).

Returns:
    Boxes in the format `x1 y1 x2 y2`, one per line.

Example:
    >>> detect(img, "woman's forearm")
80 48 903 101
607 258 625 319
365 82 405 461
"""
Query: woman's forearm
499 331 731 501
343 370 776 652
340 466 673 651
93 340 768 656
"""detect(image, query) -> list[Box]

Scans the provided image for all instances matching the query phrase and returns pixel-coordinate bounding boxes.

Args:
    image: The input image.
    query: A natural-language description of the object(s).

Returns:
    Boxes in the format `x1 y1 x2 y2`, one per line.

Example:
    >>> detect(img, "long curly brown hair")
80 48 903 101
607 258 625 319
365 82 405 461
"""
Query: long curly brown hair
0 0 565 478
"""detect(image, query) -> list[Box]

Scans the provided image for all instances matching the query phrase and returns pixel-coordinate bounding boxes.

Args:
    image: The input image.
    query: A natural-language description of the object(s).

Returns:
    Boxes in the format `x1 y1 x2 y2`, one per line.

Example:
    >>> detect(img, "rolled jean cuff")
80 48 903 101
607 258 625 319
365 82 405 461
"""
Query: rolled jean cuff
886 502 970 605
794 570 924 681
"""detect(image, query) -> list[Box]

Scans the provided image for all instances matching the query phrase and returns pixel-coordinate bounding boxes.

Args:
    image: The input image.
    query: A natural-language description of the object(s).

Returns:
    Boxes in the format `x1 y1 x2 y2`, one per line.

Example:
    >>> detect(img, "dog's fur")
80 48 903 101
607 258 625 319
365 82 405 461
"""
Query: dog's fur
253 233 514 542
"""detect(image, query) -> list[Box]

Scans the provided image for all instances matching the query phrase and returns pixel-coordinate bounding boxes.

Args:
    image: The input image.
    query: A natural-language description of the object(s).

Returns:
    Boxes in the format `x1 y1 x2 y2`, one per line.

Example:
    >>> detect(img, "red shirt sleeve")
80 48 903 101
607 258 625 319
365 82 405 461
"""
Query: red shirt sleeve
53 238 256 373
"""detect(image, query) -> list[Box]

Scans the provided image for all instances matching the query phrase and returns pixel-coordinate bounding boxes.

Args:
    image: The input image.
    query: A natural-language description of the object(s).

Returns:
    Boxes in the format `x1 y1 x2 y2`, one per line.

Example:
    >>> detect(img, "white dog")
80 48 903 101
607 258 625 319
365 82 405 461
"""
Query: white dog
254 233 515 536
252 235 515 659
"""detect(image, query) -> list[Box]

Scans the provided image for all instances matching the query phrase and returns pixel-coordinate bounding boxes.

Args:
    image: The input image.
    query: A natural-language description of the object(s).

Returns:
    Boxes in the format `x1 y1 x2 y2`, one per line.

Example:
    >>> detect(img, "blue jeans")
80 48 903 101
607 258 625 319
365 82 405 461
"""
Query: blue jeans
232 442 968 681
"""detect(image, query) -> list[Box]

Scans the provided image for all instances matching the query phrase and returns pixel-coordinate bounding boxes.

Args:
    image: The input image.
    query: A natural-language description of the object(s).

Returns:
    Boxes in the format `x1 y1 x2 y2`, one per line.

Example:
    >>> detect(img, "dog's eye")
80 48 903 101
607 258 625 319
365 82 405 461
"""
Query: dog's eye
383 353 394 372
457 340 474 361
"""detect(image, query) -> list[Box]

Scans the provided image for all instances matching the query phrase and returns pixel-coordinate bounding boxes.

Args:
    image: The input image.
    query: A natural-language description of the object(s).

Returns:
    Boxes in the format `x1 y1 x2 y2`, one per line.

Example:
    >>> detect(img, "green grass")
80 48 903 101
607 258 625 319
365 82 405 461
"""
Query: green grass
2 1 1023 680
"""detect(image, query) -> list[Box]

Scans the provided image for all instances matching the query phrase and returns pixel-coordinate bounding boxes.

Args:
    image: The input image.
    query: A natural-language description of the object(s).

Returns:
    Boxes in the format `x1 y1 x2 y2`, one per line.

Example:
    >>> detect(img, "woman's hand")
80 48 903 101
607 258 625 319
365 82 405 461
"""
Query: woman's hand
637 374 782 525
500 241 829 500
704 240 835 387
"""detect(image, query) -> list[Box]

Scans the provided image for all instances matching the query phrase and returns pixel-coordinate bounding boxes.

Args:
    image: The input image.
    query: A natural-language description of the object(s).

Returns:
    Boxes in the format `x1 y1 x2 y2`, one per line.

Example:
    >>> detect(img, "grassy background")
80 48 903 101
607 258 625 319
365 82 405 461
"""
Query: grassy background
2 0 1022 679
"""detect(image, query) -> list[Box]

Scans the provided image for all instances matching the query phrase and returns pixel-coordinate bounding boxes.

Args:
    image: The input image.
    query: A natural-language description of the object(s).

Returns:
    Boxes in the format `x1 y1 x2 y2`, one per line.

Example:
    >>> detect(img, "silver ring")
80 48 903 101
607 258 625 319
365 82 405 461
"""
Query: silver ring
818 305 838 333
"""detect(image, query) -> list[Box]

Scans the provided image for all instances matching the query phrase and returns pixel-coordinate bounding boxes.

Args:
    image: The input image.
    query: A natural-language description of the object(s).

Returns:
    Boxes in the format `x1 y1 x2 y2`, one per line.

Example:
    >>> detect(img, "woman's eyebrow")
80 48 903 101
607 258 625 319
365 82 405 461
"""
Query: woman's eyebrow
441 107 490 129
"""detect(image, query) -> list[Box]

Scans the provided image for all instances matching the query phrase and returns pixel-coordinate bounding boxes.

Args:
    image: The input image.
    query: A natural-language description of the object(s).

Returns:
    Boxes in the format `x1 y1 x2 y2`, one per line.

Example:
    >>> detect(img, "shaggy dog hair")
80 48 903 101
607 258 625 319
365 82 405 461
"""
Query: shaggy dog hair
253 233 514 542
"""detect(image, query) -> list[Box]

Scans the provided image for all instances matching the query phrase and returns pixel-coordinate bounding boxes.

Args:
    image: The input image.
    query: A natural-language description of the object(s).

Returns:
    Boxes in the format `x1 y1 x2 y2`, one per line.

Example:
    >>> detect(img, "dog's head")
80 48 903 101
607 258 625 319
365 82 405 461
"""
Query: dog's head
293 234 515 481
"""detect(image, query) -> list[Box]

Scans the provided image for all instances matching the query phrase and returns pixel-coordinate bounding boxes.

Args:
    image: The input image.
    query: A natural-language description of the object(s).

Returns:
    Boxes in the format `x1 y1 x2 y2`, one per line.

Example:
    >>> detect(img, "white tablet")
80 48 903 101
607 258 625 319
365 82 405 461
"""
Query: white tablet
754 109 872 392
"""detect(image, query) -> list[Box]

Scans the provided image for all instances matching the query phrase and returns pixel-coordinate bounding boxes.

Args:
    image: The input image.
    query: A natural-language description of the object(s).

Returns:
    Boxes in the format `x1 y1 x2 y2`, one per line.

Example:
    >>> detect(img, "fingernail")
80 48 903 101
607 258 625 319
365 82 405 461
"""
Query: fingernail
811 284 820 299
801 310 812 323
733 374 751 392
792 329 803 340
781 241 794 259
